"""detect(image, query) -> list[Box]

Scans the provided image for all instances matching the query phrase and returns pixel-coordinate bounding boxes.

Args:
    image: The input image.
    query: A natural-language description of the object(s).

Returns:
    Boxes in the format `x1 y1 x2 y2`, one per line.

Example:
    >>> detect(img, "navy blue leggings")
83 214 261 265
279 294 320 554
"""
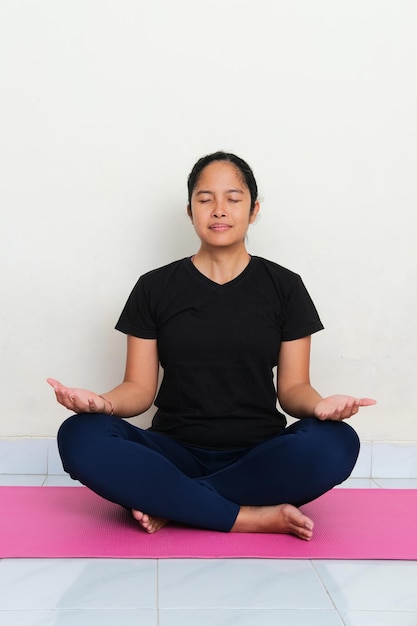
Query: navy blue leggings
57 414 359 532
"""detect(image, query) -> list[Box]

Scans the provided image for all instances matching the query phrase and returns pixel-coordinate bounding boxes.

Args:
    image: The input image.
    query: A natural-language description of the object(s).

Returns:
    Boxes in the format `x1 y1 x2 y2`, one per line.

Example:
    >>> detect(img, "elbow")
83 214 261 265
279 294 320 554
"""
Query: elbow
277 395 292 418
278 401 298 419
277 388 290 414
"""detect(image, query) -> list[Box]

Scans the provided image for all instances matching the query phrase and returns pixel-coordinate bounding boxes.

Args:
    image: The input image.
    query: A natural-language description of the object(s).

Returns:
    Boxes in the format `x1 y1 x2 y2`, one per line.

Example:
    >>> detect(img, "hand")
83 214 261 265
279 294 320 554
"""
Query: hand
47 378 108 414
314 394 376 421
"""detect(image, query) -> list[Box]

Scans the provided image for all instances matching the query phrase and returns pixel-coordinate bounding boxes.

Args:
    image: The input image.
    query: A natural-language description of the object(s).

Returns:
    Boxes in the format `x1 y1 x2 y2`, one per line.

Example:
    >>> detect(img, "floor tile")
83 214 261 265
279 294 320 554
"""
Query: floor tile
0 439 48 474
313 560 417 611
340 611 417 625
42 474 83 486
159 608 344 625
158 559 332 609
47 438 66 474
0 559 157 610
336 478 380 489
372 443 417 478
0 474 46 486
350 443 372 478
0 609 157 625
373 478 417 489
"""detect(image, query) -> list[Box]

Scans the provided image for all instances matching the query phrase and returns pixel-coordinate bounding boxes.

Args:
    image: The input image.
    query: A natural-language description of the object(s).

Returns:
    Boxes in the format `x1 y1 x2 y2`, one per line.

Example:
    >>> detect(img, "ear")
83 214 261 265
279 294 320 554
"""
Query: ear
249 201 260 224
187 205 193 222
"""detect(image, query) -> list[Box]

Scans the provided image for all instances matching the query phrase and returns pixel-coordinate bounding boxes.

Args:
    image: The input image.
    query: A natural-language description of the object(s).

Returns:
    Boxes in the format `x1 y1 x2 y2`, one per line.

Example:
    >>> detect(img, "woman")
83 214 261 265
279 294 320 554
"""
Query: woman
48 151 376 541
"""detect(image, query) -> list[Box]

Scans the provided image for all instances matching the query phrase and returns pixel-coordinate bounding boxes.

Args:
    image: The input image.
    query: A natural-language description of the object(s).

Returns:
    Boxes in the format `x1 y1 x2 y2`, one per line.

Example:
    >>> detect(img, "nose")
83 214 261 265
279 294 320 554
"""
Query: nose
212 201 226 218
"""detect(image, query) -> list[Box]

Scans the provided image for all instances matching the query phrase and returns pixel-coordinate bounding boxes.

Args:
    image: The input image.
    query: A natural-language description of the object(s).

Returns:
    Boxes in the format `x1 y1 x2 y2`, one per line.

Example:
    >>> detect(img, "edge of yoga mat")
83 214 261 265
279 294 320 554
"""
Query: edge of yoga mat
1 487 416 559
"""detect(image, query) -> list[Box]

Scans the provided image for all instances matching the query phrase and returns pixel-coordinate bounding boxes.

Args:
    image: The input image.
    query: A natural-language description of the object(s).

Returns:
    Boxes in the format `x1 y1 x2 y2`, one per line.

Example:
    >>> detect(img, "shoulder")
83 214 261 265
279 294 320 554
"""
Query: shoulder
139 258 190 286
251 257 323 337
251 256 302 285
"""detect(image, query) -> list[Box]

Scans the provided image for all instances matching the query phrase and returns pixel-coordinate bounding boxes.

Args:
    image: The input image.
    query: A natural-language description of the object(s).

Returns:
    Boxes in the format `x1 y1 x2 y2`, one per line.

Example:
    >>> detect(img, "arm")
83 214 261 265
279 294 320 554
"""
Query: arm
47 335 159 418
277 336 376 420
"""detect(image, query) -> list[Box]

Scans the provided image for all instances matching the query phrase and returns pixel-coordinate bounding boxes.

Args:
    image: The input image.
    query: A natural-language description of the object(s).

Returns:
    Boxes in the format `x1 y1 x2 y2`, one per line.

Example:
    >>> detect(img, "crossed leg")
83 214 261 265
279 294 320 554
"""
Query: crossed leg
132 502 313 540
129 418 358 540
58 415 359 541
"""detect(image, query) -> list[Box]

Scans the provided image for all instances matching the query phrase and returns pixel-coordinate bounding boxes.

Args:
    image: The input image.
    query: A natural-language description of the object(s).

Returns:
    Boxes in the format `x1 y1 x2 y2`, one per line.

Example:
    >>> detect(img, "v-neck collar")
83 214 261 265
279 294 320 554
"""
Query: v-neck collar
185 256 255 289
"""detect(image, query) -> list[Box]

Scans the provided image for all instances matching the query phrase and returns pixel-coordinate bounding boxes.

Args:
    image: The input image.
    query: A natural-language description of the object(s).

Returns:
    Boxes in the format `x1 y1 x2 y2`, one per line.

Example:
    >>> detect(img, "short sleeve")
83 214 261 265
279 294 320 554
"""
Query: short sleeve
280 275 324 341
115 276 157 339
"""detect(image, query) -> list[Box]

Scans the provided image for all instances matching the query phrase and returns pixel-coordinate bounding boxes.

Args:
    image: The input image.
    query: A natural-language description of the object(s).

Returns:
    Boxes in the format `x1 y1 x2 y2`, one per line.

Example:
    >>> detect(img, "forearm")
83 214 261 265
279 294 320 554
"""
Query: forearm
100 381 156 418
276 338 376 422
278 383 323 419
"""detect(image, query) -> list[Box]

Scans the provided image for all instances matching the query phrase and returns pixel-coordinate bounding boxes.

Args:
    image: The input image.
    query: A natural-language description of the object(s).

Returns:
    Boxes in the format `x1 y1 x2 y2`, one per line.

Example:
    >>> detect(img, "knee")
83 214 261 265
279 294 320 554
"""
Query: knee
58 412 96 448
57 413 112 474
320 420 360 481
335 420 360 458
293 418 360 481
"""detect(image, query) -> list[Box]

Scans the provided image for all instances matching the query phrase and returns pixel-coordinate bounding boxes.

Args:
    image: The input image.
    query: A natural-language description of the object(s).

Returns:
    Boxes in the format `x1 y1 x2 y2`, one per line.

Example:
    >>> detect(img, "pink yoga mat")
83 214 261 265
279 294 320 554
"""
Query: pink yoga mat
1 487 416 559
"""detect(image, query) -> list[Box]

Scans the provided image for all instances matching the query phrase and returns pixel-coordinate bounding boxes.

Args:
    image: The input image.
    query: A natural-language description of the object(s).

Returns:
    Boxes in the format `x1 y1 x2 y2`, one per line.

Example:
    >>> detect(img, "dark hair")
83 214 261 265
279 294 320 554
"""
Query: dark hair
187 151 258 212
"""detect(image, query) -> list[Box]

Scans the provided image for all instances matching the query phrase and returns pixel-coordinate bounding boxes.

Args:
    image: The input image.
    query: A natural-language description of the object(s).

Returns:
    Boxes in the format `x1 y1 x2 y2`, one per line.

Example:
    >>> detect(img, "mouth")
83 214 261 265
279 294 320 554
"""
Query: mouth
209 224 232 231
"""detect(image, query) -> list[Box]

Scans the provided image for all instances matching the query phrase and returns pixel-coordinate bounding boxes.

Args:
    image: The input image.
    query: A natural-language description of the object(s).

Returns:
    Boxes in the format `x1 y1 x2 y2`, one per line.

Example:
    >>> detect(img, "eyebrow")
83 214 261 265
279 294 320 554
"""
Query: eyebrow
195 189 244 195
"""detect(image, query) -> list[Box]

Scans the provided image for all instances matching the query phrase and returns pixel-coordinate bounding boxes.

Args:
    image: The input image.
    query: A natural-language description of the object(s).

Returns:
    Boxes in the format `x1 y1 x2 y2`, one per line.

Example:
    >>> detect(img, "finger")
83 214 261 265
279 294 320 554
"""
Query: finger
56 395 74 411
51 383 71 400
60 388 83 412
326 408 342 421
47 378 61 389
359 398 377 406
88 398 98 412
71 393 91 413
59 390 76 410
53 386 66 403
341 400 357 418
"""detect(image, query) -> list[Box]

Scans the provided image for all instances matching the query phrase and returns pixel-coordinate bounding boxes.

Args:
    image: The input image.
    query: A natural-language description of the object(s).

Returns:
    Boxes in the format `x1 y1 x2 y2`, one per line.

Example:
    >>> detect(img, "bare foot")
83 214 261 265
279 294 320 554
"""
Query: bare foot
132 509 169 534
231 503 314 541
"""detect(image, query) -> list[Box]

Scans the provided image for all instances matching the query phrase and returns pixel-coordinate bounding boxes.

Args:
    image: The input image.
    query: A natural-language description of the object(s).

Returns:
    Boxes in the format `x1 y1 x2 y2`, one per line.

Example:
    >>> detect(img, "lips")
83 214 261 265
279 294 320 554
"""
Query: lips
209 224 232 231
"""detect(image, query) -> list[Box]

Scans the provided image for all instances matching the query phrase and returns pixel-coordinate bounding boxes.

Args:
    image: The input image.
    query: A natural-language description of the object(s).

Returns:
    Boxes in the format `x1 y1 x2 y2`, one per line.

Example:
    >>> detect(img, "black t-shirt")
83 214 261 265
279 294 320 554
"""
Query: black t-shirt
115 256 324 449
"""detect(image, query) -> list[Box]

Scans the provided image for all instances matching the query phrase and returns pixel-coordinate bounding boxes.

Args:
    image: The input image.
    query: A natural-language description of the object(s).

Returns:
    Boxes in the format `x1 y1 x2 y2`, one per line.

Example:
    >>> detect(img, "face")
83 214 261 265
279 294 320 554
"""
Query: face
188 161 260 249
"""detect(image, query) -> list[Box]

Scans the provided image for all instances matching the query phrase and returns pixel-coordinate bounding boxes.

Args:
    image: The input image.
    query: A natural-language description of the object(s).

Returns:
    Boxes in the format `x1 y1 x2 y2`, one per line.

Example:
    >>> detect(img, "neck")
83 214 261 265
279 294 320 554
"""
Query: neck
191 246 251 285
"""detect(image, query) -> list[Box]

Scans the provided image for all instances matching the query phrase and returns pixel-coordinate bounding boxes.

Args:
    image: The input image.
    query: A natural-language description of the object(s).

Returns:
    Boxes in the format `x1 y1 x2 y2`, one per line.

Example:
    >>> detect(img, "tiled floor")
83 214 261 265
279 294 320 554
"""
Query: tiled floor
0 476 416 625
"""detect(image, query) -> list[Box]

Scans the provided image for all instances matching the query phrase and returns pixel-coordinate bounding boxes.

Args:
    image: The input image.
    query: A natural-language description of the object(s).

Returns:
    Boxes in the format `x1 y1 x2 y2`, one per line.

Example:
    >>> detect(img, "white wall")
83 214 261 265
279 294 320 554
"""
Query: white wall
1 0 416 441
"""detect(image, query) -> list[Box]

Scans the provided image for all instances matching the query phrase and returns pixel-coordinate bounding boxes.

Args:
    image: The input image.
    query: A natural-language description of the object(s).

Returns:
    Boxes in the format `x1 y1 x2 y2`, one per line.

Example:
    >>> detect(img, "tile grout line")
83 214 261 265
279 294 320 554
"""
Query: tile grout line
311 559 342 619
156 559 160 623
370 440 374 480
